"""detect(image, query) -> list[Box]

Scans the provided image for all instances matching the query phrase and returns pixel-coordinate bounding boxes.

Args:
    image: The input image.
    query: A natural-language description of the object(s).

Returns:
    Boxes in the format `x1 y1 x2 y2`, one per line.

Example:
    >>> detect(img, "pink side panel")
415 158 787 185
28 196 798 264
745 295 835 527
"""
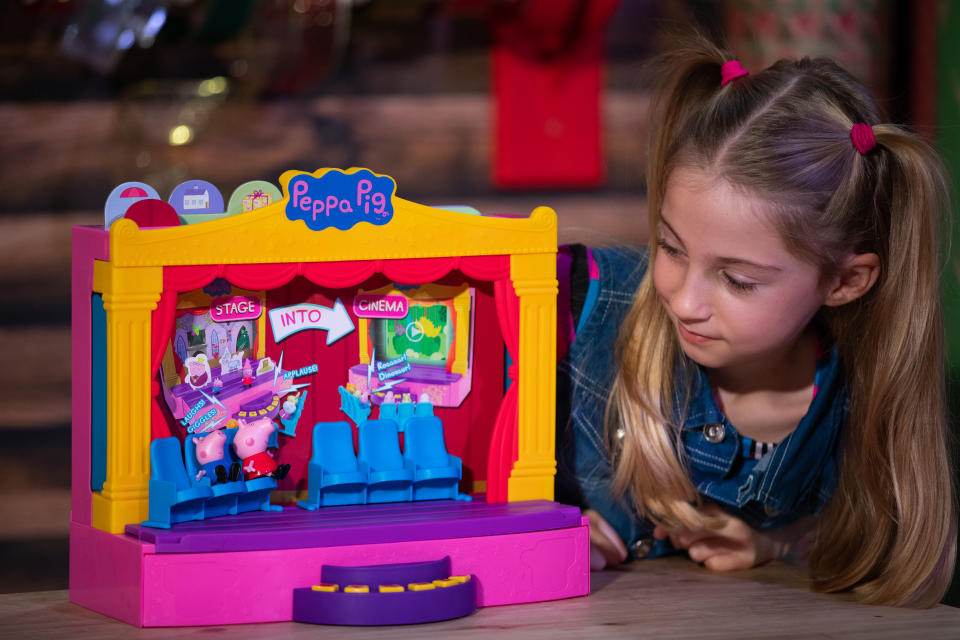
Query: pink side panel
141 524 590 627
71 226 109 527
69 521 148 626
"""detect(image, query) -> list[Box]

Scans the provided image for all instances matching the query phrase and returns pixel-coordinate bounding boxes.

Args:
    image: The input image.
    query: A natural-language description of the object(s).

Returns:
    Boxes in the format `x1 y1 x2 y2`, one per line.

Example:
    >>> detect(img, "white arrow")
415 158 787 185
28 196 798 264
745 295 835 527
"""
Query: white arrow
269 299 355 345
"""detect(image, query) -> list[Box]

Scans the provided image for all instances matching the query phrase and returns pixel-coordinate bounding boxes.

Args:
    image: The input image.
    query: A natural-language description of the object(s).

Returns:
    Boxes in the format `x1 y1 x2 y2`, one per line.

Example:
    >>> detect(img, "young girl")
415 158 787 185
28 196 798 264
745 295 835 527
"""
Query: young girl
557 36 956 607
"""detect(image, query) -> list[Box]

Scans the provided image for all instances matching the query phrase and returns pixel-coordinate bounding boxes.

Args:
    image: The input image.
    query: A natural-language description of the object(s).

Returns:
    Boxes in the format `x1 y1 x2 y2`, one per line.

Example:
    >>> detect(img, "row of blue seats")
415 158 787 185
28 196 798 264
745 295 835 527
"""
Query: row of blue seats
297 416 471 509
338 385 435 429
144 428 281 529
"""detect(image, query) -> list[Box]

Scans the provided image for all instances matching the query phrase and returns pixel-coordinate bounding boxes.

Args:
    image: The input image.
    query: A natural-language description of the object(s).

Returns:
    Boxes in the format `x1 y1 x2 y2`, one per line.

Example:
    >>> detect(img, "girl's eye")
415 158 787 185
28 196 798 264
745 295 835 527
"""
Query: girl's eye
722 271 758 293
656 239 682 257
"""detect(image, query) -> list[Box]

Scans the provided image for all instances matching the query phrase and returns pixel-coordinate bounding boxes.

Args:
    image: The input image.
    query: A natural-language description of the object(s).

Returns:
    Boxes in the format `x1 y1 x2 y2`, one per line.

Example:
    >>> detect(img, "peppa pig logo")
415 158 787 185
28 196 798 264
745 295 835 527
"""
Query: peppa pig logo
285 169 396 231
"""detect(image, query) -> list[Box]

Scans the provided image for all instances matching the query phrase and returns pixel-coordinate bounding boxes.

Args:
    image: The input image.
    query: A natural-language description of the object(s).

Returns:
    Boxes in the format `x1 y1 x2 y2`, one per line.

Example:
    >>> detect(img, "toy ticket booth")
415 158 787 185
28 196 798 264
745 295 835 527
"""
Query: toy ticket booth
70 168 589 627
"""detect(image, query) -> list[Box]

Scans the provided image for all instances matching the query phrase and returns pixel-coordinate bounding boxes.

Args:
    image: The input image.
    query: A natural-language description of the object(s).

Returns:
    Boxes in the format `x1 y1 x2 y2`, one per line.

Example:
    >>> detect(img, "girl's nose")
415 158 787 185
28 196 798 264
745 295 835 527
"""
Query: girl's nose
670 271 711 322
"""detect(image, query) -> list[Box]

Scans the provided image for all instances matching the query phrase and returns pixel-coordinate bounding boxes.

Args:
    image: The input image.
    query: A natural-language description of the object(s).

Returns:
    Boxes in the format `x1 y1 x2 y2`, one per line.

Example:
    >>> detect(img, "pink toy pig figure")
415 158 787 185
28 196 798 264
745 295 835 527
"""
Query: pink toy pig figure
241 359 254 387
184 355 210 389
233 417 290 481
192 429 240 484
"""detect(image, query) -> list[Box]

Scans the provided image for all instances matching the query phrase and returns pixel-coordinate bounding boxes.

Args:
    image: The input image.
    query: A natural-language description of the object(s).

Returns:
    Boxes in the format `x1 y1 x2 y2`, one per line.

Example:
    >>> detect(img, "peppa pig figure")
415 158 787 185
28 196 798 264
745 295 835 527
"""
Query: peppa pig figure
233 417 290 481
192 429 241 484
184 354 211 389
241 359 254 387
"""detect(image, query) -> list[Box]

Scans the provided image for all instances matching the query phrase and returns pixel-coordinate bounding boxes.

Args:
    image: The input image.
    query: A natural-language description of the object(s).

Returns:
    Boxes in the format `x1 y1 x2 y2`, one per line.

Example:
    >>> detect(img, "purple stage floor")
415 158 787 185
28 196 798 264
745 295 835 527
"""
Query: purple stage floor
125 499 581 554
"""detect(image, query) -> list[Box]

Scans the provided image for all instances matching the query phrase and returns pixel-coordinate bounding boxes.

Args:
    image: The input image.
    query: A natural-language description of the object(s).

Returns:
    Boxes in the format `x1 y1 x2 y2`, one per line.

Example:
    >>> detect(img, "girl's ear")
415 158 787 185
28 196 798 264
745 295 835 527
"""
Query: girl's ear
823 253 881 307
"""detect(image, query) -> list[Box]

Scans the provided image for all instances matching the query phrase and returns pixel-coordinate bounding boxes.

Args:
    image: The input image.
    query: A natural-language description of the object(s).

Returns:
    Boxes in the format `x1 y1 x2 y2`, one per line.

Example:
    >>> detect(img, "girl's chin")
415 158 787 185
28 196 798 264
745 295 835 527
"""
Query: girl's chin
676 340 727 369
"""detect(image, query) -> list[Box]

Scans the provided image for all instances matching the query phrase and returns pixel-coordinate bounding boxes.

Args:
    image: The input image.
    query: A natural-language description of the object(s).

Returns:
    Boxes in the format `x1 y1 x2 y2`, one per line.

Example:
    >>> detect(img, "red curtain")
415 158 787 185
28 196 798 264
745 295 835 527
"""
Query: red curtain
303 261 379 288
487 277 521 502
149 290 178 439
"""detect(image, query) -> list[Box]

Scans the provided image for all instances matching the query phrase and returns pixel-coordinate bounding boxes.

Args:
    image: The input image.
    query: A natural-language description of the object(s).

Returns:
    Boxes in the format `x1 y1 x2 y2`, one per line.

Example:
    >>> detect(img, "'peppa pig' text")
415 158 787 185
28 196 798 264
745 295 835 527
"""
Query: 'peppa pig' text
285 169 395 232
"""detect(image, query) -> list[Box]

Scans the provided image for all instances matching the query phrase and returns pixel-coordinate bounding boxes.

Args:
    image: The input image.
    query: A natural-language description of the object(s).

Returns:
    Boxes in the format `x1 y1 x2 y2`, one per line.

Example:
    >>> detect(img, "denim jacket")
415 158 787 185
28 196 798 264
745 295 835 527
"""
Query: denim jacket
556 246 847 559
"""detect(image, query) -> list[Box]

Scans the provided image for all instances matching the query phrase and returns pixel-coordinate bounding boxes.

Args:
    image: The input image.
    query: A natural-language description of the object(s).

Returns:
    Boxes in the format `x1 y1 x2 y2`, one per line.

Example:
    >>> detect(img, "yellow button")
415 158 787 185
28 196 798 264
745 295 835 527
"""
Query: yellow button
433 578 459 587
448 575 471 583
345 585 370 593
311 583 339 592
379 584 405 593
407 582 436 591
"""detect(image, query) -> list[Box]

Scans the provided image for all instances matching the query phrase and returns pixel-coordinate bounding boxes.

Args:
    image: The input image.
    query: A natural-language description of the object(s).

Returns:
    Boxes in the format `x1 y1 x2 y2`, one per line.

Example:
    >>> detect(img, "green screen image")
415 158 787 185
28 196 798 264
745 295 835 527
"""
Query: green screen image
371 302 453 367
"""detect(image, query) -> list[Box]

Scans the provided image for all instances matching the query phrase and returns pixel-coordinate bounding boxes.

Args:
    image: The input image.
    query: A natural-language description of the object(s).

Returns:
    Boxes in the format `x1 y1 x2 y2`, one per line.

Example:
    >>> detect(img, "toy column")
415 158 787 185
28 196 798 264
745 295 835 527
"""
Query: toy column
507 251 557 501
91 255 162 533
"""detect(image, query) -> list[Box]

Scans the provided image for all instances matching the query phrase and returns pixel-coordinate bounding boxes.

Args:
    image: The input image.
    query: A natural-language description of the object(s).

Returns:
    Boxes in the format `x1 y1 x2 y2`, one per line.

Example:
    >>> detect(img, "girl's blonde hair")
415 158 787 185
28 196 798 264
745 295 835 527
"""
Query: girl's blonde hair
609 34 956 607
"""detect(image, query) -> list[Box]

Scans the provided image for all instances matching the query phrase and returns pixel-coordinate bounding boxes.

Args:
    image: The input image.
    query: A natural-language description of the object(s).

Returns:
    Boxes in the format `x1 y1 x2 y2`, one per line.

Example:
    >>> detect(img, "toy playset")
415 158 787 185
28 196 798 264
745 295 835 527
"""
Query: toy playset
70 168 588 627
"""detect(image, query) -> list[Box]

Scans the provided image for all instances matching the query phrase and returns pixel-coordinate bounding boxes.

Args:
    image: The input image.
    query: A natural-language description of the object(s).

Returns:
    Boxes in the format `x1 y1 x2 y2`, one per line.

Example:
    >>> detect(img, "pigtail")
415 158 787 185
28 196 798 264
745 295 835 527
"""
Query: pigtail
607 35 734 532
646 37 731 229
808 127 956 607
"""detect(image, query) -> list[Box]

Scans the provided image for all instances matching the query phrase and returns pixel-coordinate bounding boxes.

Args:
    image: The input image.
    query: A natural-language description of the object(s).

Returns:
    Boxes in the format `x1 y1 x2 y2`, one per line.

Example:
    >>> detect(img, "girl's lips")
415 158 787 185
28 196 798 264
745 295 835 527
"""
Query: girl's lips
677 323 716 344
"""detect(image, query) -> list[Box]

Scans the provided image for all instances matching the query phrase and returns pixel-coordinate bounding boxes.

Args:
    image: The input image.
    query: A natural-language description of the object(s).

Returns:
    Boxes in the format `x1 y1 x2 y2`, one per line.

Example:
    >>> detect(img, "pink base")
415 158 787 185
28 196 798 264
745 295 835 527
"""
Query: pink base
70 517 590 627
69 521 150 625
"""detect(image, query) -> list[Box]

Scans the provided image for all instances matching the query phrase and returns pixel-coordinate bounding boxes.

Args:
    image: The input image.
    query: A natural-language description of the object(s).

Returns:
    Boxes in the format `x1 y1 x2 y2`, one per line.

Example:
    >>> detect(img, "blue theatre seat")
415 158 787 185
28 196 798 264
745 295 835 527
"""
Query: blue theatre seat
377 400 398 424
403 416 469 501
376 396 432 432
413 398 434 418
298 421 368 509
357 419 414 503
396 401 415 431
184 431 245 519
143 437 213 528
278 389 308 437
338 386 371 426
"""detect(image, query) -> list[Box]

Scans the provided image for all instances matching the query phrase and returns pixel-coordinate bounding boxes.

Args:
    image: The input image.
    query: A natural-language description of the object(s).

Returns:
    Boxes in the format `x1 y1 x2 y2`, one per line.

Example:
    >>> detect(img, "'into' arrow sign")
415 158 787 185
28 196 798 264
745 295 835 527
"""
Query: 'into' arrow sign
269 300 355 345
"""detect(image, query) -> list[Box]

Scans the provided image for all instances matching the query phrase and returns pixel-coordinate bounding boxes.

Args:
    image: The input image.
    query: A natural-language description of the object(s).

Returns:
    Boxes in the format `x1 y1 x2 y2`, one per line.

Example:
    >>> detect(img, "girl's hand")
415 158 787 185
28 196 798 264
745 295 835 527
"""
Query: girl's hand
652 503 807 571
585 509 628 570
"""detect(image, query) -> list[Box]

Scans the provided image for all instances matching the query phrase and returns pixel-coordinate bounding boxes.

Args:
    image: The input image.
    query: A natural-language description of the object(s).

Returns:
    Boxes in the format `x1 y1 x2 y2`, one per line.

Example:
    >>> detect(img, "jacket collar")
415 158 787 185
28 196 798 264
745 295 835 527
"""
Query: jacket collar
677 344 846 514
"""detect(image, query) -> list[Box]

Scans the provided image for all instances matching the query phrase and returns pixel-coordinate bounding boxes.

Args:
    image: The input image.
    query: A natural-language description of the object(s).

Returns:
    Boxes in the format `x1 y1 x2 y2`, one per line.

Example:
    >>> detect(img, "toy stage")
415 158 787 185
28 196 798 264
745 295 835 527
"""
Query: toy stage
70 168 588 626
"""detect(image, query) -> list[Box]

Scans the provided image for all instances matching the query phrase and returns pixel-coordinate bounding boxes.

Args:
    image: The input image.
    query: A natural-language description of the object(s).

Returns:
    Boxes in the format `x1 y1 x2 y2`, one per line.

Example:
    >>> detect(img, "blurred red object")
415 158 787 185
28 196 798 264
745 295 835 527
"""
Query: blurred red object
491 0 620 189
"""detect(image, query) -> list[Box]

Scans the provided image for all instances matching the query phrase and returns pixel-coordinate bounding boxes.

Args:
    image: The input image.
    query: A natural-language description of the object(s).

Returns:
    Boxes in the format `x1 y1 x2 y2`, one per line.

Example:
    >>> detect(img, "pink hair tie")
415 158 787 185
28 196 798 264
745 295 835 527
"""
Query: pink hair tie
720 60 749 87
850 122 876 154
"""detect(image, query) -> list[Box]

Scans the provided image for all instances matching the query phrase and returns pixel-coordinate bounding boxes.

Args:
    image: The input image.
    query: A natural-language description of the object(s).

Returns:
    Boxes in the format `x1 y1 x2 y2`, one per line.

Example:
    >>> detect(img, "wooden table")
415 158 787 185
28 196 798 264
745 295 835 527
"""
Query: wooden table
2 557 958 639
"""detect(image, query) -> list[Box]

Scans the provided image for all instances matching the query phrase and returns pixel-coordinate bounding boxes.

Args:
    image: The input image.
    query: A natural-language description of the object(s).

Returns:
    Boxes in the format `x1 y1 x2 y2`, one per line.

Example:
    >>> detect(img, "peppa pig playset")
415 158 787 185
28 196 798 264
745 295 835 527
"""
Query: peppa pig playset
70 168 588 627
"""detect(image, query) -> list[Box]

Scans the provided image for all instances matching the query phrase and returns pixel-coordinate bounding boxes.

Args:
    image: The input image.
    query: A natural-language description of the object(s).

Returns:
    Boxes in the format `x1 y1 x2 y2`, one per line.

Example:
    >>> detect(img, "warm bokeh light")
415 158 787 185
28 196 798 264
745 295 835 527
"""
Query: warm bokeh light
168 124 193 146
197 76 228 97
